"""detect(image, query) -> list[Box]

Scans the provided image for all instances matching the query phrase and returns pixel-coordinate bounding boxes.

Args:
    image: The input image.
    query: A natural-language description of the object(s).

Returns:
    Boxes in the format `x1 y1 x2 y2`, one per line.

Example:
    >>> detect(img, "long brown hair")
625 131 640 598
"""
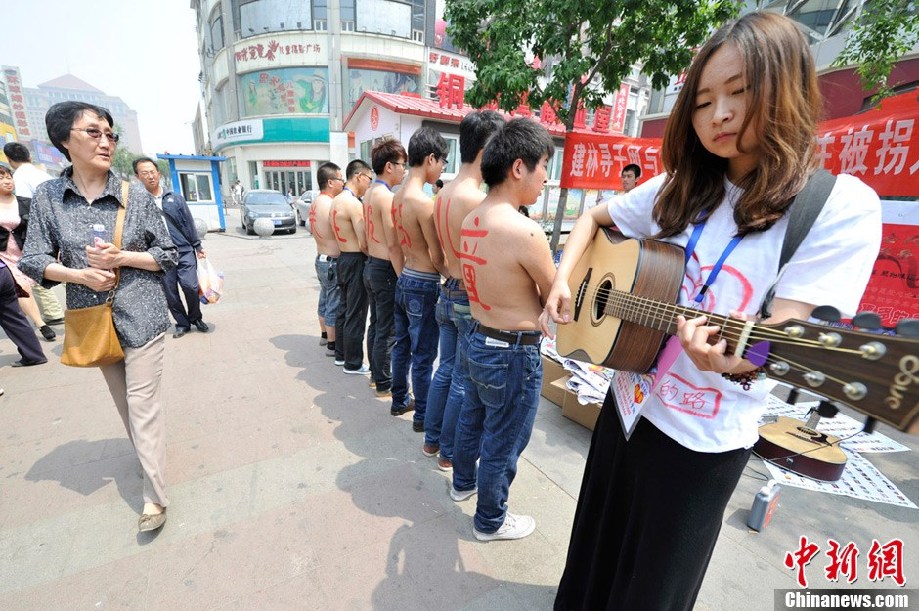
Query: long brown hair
654 12 822 237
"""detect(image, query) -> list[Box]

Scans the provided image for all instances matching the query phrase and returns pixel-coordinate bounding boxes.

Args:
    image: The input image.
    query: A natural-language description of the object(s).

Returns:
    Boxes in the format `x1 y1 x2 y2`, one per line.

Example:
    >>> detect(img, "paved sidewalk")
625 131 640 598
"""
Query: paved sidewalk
0 209 916 610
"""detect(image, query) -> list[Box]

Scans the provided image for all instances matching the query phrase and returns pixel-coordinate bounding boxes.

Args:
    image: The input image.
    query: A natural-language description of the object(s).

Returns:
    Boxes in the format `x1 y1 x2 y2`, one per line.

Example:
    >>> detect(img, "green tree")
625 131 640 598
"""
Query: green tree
835 0 919 100
446 0 742 251
111 149 171 187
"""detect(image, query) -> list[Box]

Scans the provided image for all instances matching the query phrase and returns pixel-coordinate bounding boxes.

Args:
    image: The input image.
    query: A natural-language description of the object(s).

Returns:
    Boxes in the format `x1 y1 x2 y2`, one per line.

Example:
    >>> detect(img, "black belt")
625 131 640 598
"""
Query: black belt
477 324 542 346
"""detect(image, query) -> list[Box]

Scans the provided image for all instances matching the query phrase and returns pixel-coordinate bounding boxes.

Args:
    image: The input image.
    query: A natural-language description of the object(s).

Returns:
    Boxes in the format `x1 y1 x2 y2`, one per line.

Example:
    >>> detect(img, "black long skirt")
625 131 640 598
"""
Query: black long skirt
554 390 752 611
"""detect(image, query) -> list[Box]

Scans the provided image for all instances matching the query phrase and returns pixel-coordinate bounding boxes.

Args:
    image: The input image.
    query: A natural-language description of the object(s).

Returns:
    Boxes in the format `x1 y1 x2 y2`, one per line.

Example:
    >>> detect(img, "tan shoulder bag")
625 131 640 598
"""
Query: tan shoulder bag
60 183 128 367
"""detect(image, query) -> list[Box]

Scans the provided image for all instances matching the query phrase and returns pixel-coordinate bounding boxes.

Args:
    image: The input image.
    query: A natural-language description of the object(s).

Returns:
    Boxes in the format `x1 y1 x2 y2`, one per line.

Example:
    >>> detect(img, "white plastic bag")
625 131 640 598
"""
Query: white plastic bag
197 257 224 304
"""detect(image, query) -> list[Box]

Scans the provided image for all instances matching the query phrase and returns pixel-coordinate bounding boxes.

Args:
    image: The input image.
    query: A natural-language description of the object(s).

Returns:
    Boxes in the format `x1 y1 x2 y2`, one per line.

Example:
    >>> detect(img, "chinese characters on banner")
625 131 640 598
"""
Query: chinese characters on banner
559 131 661 190
816 91 919 198
611 83 630 134
436 73 465 109
1 66 31 139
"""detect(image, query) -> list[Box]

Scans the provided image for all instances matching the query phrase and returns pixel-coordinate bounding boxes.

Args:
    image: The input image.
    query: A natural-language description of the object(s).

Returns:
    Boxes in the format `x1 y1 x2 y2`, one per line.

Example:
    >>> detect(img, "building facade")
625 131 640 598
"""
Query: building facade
19 73 143 154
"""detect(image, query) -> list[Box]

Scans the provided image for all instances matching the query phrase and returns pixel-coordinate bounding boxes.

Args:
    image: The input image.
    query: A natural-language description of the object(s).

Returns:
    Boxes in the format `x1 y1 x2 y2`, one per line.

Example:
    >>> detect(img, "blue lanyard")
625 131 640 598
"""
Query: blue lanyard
343 187 354 197
373 179 392 192
684 221 743 304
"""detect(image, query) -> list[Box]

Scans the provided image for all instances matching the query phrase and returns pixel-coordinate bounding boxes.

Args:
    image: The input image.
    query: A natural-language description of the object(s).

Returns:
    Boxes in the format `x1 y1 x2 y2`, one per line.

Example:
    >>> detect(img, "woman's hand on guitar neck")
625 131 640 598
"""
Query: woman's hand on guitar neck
540 280 572 338
677 310 751 374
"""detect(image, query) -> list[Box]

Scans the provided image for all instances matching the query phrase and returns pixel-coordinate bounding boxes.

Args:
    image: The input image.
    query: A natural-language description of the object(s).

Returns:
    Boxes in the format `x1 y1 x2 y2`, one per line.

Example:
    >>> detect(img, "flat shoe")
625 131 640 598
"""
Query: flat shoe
39 325 56 341
193 320 209 332
173 328 188 338
12 359 47 367
138 508 167 532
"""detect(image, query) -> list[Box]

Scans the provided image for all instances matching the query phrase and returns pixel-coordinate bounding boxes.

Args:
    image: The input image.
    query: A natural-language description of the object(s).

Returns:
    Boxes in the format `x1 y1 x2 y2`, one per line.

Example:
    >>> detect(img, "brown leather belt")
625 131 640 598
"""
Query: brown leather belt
476 324 542 346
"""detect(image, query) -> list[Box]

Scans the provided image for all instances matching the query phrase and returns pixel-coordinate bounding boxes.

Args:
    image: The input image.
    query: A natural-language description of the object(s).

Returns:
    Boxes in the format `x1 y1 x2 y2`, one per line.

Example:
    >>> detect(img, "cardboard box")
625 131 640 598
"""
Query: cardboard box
541 375 569 408
542 356 567 386
562 388 602 431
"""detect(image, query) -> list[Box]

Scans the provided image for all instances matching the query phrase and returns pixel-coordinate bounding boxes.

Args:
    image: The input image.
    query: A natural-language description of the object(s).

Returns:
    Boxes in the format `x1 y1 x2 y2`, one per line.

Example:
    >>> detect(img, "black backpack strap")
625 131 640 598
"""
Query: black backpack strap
758 169 837 319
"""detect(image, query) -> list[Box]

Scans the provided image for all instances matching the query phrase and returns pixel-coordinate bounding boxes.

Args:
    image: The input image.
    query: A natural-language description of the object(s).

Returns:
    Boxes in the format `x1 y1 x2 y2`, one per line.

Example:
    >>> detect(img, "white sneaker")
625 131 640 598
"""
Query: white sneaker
450 486 477 502
333 359 345 366
343 364 370 375
473 513 536 541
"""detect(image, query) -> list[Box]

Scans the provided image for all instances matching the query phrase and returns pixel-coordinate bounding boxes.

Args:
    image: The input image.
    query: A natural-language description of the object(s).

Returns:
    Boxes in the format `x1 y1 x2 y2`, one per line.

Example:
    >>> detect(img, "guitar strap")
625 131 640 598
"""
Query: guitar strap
758 169 837 319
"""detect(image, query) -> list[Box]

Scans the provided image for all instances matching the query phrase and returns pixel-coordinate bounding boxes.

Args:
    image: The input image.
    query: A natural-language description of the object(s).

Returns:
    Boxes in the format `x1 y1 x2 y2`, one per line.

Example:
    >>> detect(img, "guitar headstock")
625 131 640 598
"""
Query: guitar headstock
754 316 919 433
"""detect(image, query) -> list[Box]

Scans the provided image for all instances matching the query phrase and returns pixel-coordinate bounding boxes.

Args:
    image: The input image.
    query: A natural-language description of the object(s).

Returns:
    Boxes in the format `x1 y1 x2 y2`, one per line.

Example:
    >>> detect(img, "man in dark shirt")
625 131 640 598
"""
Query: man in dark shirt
134 157 209 338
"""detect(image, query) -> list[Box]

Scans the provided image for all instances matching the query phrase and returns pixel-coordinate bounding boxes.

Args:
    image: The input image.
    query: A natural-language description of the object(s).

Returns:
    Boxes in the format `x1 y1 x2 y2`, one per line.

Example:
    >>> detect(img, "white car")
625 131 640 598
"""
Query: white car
293 190 319 227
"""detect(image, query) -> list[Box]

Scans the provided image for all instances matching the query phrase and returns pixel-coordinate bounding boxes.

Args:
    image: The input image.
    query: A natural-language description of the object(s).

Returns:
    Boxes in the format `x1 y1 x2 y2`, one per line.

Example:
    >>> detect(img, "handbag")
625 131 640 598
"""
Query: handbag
60 184 128 368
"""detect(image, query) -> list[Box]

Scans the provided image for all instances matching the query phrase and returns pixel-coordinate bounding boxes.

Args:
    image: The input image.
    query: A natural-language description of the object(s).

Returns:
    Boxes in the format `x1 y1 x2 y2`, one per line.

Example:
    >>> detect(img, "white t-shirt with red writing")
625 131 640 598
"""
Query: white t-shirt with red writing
607 172 881 452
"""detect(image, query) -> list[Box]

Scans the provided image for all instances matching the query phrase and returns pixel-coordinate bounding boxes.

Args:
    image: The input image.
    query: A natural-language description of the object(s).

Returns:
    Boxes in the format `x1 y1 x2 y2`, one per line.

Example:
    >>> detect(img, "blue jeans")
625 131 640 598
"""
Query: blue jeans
452 325 542 533
315 255 339 327
391 269 440 423
423 279 471 459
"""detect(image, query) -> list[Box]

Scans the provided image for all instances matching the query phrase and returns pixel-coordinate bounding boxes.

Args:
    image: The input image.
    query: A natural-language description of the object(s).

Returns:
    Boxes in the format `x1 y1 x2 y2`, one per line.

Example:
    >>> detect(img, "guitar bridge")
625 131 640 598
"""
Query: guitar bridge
573 268 591 322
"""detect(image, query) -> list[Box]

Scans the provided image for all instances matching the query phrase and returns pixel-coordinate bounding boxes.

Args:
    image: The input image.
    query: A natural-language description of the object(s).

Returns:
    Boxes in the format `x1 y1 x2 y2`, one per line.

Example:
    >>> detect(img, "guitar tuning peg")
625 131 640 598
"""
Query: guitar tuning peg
895 318 919 338
811 305 841 323
852 312 882 329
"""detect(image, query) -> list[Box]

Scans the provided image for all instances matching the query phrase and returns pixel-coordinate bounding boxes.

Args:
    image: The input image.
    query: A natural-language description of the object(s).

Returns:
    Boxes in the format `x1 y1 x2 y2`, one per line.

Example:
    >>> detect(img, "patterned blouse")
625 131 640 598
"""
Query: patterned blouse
19 168 178 349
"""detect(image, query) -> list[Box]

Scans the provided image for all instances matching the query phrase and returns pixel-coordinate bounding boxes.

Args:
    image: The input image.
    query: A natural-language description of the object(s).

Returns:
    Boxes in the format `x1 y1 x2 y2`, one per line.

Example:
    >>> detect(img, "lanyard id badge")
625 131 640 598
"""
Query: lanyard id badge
613 221 743 440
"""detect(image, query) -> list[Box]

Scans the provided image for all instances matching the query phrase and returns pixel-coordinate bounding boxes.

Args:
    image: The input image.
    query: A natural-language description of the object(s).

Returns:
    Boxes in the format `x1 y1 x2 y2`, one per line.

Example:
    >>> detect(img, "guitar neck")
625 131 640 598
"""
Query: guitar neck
607 289 746 353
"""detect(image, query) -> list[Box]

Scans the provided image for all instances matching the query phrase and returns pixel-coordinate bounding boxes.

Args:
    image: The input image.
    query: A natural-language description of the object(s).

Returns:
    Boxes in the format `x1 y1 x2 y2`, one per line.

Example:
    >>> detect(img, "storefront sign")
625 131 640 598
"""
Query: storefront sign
263 160 311 167
235 40 322 64
2 66 31 139
214 119 264 147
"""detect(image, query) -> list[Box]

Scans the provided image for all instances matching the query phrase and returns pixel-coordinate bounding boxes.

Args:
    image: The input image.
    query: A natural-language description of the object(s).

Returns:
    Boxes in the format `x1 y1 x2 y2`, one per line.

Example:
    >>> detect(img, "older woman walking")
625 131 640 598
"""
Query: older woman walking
20 101 178 533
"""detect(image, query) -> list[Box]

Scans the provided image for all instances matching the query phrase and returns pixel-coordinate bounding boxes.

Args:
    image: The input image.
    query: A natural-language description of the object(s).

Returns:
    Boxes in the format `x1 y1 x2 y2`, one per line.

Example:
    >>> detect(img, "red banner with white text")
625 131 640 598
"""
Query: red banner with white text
560 90 919 197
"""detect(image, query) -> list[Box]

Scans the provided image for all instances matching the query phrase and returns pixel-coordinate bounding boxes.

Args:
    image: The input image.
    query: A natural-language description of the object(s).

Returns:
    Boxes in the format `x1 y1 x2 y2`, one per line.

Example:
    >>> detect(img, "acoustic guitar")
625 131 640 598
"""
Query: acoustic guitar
753 412 847 482
555 228 919 433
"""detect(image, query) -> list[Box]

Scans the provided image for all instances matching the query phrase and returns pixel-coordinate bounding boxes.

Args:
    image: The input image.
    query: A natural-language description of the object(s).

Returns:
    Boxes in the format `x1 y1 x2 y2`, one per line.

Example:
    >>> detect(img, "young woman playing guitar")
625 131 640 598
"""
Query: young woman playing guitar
542 12 882 610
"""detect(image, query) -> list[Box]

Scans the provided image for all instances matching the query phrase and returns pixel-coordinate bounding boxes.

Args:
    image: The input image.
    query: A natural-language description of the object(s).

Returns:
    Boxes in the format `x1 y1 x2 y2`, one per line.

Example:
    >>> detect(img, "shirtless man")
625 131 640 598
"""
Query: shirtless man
330 159 373 373
390 127 448 428
423 110 504 470
310 162 344 356
450 118 555 542
362 140 407 397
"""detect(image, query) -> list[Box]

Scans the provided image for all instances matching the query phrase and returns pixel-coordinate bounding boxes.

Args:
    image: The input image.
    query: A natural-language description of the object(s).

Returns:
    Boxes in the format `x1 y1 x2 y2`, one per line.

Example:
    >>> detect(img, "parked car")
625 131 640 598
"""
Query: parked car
293 190 319 227
240 189 297 235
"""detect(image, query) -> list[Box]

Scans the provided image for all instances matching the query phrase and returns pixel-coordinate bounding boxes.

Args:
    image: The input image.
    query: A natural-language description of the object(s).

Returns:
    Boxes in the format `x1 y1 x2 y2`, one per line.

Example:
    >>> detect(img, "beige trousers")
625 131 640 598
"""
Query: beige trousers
100 333 168 507
32 284 64 320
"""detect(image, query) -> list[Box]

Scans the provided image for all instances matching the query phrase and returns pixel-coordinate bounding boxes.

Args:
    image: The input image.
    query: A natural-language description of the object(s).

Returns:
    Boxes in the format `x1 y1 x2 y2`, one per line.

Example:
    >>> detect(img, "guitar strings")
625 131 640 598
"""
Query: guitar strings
579 283 867 352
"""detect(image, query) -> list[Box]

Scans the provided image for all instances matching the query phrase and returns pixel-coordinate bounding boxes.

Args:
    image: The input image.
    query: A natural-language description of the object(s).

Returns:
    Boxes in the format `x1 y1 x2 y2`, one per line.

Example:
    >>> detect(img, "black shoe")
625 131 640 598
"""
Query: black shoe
173 327 189 338
12 358 47 367
412 421 425 433
391 399 415 416
39 325 56 341
44 317 65 326
193 320 209 333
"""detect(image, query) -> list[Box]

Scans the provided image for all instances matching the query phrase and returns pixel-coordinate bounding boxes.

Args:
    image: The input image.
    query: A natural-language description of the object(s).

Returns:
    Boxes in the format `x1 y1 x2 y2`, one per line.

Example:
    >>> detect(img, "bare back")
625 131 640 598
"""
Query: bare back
434 178 486 281
460 201 555 330
331 190 366 254
310 193 340 257
363 183 395 261
393 181 444 274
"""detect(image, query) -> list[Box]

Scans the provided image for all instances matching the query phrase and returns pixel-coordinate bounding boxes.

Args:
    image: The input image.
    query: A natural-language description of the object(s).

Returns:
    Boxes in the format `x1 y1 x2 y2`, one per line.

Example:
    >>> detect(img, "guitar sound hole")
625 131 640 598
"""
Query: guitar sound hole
593 278 613 322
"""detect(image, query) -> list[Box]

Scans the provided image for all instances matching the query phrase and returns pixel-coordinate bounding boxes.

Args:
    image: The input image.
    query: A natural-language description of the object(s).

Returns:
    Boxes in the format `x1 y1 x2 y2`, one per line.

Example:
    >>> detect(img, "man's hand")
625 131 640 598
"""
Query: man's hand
197 249 207 259
539 281 572 337
80 267 117 292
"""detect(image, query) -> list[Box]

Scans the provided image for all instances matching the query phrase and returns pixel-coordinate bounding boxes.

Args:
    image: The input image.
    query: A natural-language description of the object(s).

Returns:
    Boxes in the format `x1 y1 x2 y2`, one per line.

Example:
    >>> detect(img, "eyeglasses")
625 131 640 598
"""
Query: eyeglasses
137 171 159 178
359 173 373 181
393 161 408 169
71 127 119 143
